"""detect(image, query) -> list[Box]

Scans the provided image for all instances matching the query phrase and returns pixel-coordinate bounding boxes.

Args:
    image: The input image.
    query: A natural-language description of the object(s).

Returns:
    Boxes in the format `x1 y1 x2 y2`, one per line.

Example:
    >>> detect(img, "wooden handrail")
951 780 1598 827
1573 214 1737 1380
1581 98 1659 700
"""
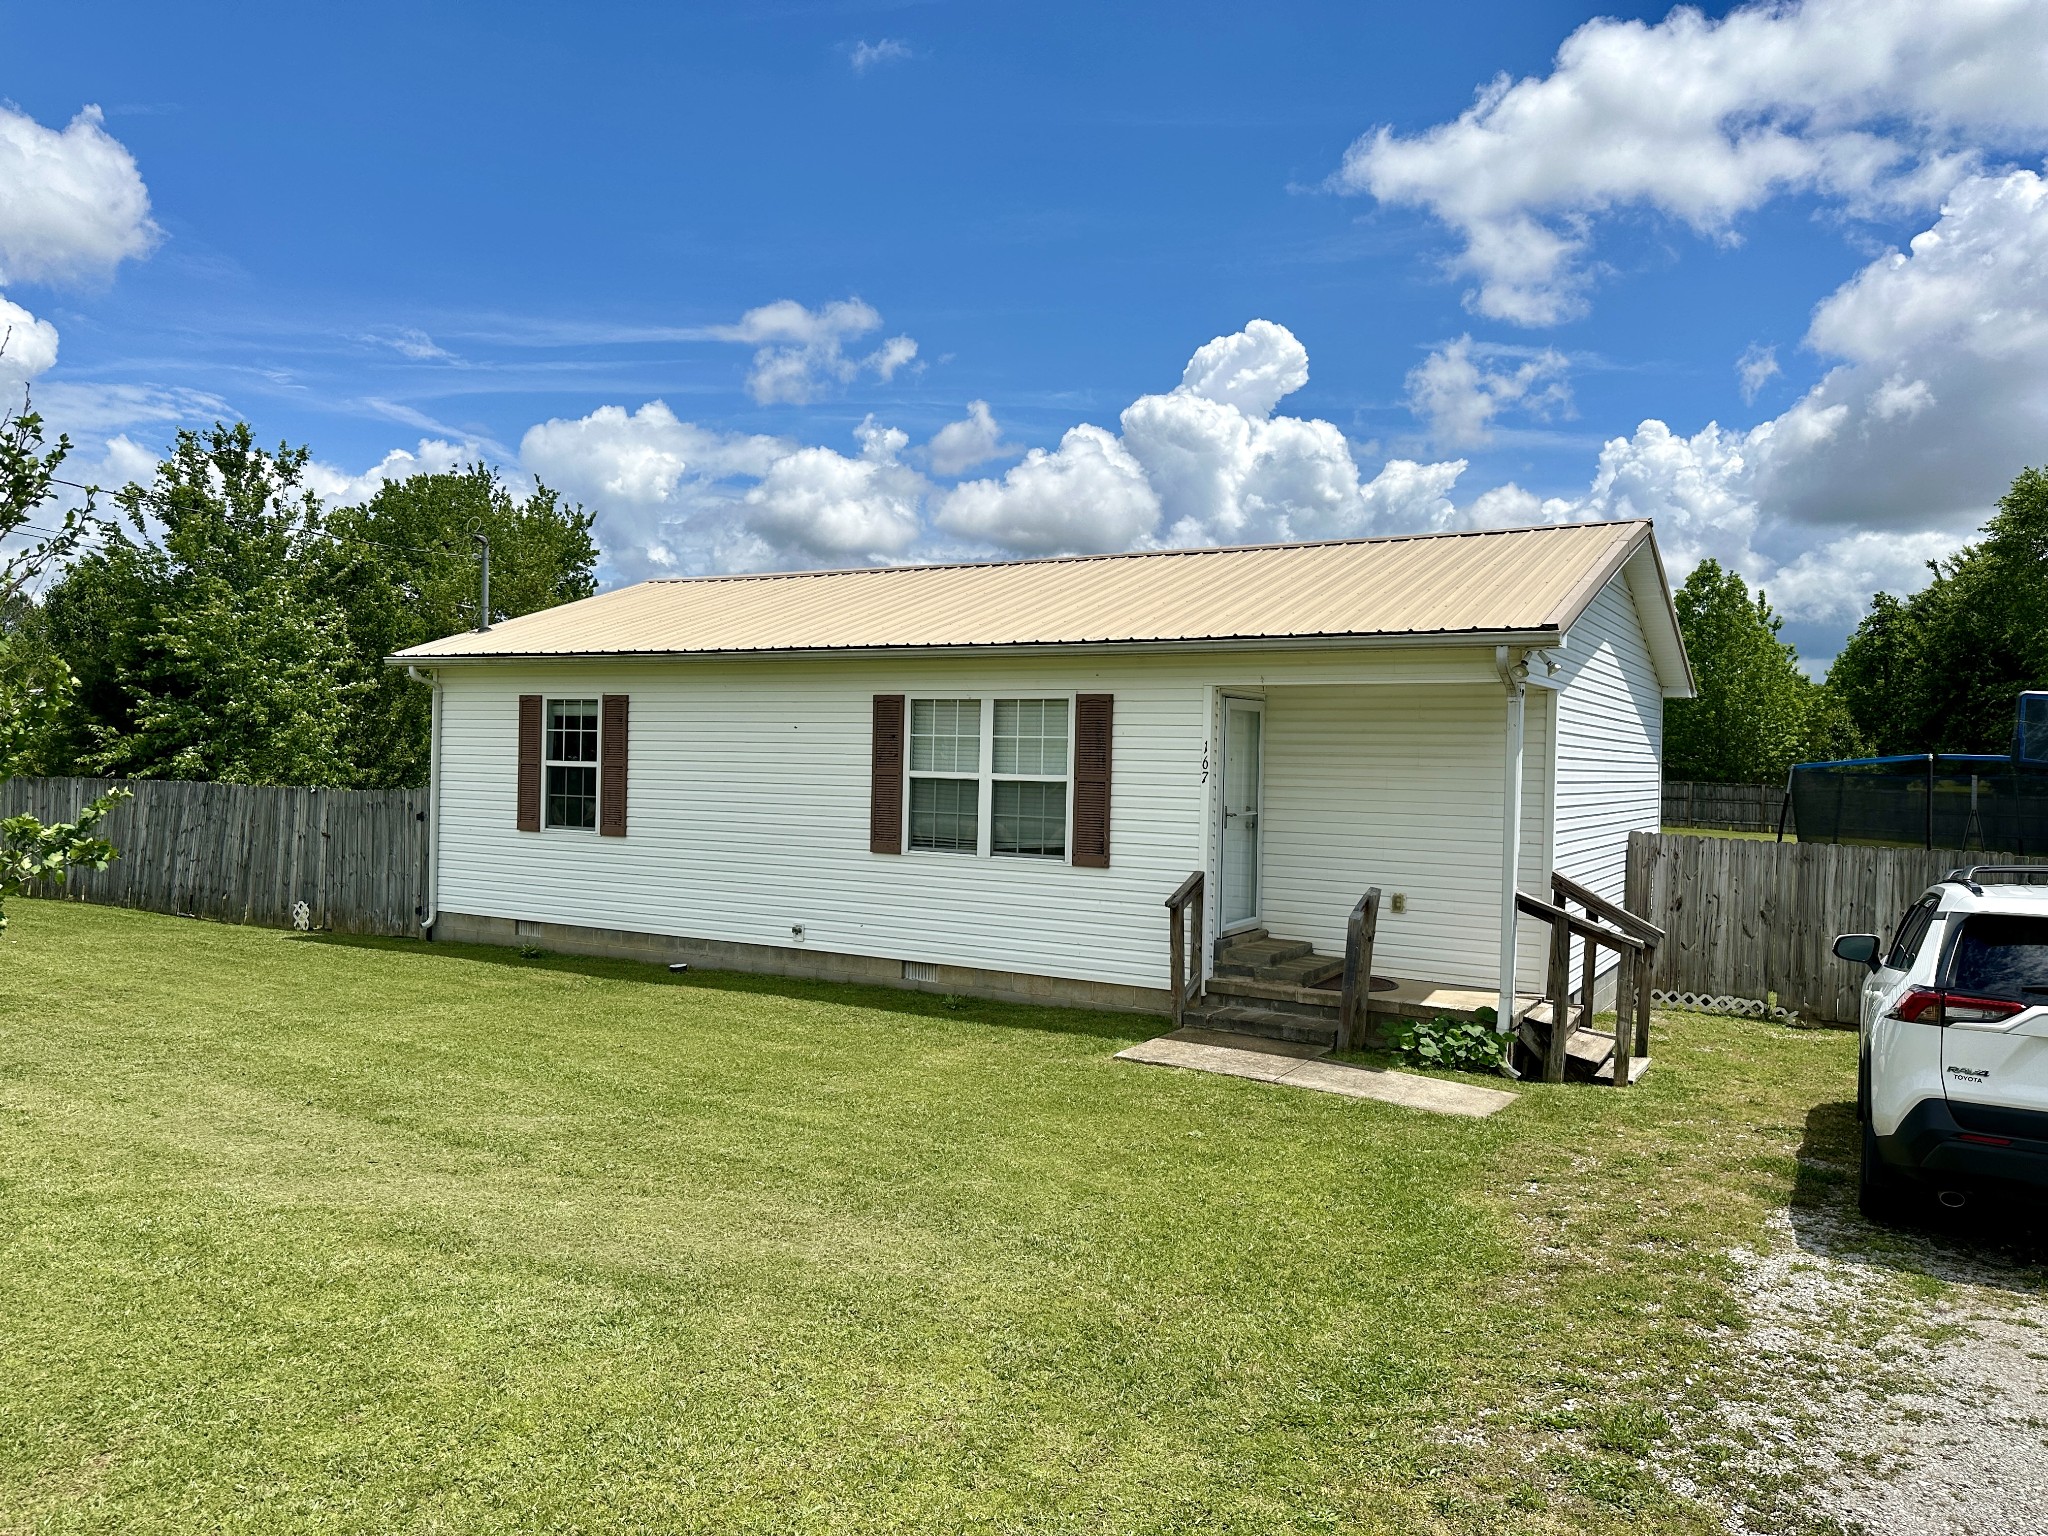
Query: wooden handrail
1518 877 1659 1087
1514 892 1644 952
1551 870 1664 944
1336 887 1381 1052
1164 870 1205 1029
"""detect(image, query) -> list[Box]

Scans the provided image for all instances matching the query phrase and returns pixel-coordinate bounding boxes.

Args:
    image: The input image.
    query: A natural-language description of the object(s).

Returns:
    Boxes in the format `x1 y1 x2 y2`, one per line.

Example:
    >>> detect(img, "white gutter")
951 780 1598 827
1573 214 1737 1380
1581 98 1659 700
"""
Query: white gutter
1494 646 1527 1038
408 666 441 934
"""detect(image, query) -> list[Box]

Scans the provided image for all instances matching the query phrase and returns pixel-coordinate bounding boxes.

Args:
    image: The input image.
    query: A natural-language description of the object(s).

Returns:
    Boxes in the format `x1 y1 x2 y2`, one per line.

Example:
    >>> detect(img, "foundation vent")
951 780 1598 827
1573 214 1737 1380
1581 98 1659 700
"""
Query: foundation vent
902 960 940 984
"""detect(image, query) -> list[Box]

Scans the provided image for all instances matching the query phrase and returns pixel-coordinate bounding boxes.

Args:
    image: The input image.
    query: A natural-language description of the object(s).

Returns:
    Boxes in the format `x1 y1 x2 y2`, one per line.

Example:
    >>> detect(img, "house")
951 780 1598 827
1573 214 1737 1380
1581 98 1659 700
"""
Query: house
392 519 1692 1035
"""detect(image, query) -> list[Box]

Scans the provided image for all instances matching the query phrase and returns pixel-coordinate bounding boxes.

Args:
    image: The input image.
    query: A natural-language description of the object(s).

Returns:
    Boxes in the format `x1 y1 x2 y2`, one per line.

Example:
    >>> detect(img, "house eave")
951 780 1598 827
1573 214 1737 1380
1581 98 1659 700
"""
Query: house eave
385 627 1572 669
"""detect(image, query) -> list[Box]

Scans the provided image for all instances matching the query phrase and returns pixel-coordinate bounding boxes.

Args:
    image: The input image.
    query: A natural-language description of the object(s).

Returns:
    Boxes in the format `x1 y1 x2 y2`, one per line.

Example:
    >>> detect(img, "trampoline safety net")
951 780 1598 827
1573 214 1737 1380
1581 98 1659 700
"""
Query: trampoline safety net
1787 692 2048 849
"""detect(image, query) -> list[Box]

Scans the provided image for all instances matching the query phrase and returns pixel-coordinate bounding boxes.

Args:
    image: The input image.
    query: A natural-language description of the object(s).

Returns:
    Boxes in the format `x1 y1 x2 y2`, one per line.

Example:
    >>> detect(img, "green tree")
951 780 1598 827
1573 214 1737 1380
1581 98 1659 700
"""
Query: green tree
318 466 596 788
39 424 360 785
1666 560 1859 783
1829 467 2048 755
34 429 598 789
0 389 130 930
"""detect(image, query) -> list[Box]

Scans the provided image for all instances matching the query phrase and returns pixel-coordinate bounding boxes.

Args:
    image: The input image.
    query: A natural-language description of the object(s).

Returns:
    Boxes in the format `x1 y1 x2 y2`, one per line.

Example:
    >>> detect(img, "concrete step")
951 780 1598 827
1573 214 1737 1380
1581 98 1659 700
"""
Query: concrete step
1213 934 1313 970
1183 1003 1338 1049
1259 953 1344 988
1203 975 1342 1019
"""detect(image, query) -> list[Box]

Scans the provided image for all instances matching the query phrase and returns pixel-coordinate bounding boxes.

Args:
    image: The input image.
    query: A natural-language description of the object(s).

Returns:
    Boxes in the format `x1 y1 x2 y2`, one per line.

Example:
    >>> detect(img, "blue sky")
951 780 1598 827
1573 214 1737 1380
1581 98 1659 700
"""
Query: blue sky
7 0 2048 666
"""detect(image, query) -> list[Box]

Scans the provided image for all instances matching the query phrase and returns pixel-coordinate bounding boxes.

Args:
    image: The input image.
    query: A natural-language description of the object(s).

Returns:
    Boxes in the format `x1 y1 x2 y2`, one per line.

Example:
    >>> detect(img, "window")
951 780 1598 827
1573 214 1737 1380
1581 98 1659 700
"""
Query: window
904 696 1070 859
1943 914 2048 1001
992 698 1068 857
908 698 980 852
545 698 600 829
1884 897 1940 971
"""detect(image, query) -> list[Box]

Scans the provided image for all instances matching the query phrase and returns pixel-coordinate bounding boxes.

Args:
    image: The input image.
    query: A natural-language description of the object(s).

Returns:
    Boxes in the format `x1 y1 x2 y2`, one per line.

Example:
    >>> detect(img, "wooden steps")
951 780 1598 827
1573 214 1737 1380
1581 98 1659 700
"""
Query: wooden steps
1197 929 1347 1047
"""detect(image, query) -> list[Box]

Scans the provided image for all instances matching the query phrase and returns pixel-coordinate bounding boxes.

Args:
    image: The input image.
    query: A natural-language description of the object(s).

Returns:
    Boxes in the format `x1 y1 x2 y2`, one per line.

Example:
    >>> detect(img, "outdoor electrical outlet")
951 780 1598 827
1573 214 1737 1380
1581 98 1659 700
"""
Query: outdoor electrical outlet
791 924 806 941
1391 893 1407 914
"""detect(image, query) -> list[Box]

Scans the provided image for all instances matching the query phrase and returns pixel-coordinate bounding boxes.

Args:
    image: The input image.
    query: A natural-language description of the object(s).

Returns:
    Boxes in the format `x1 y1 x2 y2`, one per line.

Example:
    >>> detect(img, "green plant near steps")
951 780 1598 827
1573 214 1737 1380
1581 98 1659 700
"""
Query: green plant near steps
1390 1009 1509 1075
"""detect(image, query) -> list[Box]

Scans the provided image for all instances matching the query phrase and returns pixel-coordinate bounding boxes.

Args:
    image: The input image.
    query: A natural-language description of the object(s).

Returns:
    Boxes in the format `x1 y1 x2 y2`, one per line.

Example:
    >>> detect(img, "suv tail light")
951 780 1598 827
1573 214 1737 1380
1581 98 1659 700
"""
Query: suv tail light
1886 988 2026 1024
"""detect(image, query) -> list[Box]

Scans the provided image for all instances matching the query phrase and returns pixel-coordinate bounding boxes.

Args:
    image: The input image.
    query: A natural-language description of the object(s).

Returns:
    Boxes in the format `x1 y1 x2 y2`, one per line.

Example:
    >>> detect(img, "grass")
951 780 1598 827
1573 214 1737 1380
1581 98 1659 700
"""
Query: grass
0 901 1876 1533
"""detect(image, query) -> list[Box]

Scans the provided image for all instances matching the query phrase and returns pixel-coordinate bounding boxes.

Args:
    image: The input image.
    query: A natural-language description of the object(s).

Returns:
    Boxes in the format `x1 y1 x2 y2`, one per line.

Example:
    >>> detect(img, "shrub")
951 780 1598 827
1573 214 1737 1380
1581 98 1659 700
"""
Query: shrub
1389 1009 1508 1075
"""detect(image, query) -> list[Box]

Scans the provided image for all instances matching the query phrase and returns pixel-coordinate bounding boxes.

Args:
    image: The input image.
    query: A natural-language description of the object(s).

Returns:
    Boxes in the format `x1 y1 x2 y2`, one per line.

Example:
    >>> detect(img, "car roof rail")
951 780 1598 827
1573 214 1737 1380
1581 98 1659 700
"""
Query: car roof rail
1943 864 2048 895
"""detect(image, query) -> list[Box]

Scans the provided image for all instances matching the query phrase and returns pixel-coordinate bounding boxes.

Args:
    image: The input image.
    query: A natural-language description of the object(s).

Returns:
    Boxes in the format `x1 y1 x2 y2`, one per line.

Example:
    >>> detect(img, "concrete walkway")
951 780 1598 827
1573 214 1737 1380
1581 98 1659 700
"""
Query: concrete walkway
1115 1028 1517 1118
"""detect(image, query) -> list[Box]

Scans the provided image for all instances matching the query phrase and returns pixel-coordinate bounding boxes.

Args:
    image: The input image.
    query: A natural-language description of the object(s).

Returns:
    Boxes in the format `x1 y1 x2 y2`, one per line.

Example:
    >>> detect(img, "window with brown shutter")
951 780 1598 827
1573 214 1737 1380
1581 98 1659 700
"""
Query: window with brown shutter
599 694 629 837
516 694 542 831
870 694 905 853
1072 693 1112 867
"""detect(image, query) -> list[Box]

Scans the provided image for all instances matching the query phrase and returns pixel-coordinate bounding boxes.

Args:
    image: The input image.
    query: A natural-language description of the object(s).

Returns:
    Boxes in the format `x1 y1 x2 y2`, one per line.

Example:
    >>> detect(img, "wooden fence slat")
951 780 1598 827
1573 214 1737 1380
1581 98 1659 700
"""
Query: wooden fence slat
1 775 426 939
1625 832 2048 1024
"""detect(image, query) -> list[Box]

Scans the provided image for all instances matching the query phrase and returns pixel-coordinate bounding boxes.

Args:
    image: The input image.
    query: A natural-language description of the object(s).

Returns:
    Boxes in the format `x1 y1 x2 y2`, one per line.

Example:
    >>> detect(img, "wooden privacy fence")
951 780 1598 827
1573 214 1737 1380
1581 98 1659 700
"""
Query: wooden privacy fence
1 775 428 937
1625 830 2048 1026
1661 780 1793 835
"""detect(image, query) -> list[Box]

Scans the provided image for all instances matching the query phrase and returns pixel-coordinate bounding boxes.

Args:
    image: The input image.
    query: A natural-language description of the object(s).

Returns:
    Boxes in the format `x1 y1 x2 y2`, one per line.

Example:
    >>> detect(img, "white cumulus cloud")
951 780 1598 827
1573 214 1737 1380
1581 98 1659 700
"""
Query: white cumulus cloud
1405 335 1571 447
1480 168 2048 620
1337 0 2048 324
0 104 158 287
925 399 1018 476
741 417 926 560
302 439 475 507
711 297 919 405
938 424 1161 554
0 295 61 382
1737 343 1781 402
937 320 1470 553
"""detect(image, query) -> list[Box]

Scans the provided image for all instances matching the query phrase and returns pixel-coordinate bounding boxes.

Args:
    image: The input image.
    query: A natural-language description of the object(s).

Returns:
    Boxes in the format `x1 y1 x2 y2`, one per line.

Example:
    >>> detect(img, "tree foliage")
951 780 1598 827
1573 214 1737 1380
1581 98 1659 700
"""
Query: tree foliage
0 788 129 935
321 466 596 788
0 388 131 929
1829 467 2048 756
1666 560 1860 784
32 426 596 789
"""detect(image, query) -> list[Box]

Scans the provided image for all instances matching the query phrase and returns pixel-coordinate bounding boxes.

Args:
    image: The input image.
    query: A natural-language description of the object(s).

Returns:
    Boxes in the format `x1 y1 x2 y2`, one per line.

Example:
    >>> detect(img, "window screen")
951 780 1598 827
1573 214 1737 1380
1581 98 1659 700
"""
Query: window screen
910 699 980 773
545 698 599 829
908 699 980 852
909 777 980 853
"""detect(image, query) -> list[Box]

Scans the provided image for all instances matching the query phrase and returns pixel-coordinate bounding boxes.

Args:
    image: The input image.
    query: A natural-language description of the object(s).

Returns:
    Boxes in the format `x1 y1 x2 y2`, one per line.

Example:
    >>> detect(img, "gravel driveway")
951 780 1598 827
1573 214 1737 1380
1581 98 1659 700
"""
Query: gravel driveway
1671 1186 2048 1535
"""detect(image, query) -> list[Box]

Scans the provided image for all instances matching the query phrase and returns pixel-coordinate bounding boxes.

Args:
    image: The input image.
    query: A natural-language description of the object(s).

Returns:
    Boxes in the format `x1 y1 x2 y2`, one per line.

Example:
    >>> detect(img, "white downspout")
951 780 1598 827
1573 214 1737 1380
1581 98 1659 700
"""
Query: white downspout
1494 646 1527 1036
409 665 442 934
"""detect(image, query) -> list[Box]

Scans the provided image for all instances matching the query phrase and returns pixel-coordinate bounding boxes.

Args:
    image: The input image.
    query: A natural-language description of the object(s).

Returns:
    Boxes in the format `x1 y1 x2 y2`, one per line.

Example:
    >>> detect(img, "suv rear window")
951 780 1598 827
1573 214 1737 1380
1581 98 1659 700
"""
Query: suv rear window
1943 914 2048 1001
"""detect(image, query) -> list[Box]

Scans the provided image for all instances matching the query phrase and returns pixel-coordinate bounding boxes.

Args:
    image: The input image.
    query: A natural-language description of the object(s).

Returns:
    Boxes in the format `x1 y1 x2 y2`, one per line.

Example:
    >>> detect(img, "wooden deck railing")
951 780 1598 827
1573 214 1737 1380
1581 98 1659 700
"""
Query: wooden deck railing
1335 886 1381 1051
1513 873 1664 1085
1164 871 1205 1028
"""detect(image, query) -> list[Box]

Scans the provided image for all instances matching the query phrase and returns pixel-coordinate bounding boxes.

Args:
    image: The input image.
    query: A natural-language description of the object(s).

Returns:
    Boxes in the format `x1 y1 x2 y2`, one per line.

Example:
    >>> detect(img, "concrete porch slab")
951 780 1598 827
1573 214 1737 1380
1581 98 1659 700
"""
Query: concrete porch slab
1115 1028 1517 1118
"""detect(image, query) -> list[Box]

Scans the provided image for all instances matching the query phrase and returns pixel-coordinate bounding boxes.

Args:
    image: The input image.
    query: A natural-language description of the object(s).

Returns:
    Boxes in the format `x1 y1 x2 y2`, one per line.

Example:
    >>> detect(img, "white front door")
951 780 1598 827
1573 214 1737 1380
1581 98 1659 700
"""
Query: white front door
1220 698 1264 930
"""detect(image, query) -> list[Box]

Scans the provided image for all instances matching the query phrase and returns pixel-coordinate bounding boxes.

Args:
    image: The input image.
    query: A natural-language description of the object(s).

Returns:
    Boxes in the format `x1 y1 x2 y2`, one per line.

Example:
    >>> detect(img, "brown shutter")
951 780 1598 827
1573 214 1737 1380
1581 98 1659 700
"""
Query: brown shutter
599 694 629 837
870 694 905 854
1073 693 1112 868
516 695 543 832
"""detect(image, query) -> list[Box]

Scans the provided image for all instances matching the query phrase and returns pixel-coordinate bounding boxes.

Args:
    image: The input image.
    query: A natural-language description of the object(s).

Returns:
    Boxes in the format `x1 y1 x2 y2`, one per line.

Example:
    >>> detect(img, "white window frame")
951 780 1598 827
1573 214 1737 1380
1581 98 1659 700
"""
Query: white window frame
542 695 602 834
903 694 1076 862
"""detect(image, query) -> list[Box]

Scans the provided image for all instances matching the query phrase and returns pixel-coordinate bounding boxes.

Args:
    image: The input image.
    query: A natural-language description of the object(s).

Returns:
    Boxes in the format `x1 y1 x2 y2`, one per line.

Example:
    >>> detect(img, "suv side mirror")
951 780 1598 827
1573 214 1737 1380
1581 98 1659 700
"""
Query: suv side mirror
1832 933 1881 970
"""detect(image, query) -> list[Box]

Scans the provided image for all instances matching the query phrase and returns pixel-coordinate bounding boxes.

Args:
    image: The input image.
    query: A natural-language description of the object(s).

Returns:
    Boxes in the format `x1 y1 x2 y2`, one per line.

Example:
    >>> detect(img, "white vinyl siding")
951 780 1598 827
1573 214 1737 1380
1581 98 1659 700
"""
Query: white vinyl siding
431 644 1582 995
1257 683 1555 993
1553 575 1666 980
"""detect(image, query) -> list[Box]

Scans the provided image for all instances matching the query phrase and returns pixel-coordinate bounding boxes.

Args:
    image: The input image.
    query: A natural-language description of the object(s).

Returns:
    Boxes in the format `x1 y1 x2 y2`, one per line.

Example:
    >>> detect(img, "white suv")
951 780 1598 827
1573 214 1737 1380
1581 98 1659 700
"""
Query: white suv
1834 867 2048 1221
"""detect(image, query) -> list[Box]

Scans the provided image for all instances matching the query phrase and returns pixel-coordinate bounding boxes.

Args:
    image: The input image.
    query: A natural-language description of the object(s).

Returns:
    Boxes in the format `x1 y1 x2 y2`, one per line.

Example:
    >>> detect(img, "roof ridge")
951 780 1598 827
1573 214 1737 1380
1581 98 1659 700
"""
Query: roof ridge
647 517 1650 587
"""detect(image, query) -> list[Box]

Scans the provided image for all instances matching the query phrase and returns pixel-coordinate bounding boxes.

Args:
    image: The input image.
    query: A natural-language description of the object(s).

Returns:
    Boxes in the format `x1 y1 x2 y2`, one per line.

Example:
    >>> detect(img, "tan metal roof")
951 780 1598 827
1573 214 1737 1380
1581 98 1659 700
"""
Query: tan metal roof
396 519 1665 663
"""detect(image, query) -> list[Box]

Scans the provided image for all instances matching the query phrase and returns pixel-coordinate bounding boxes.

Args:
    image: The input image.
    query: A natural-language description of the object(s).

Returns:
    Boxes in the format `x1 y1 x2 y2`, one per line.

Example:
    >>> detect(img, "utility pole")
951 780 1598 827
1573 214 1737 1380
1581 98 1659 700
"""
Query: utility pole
474 532 491 631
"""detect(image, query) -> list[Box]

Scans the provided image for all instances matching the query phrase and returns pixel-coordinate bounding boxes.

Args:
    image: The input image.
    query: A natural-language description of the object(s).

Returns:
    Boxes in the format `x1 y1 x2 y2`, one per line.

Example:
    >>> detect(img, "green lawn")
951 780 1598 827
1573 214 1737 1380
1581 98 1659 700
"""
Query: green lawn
1 901 1866 1534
